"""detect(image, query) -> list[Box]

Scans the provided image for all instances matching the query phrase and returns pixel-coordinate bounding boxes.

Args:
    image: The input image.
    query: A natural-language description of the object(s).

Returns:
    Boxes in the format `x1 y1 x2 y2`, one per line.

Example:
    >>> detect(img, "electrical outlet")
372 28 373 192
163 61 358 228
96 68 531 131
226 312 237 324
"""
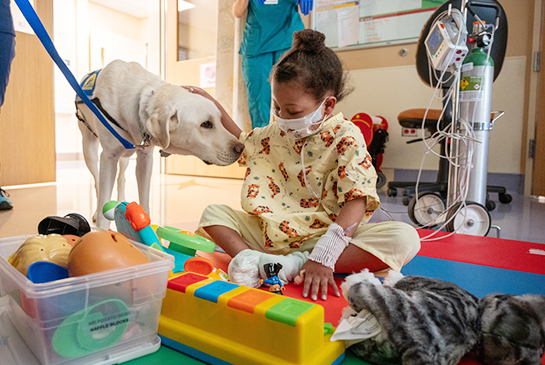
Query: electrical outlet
402 128 418 137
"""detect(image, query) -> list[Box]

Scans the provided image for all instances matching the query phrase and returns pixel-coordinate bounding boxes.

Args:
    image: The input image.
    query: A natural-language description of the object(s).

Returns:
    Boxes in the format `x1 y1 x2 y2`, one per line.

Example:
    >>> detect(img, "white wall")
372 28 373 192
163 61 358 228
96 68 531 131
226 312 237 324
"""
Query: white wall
89 28 147 70
53 0 81 156
54 0 161 159
337 56 526 174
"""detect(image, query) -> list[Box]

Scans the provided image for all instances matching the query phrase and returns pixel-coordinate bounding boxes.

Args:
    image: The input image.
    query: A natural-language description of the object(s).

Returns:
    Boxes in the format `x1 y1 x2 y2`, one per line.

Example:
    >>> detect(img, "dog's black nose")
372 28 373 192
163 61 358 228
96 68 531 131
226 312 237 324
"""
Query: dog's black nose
234 142 245 154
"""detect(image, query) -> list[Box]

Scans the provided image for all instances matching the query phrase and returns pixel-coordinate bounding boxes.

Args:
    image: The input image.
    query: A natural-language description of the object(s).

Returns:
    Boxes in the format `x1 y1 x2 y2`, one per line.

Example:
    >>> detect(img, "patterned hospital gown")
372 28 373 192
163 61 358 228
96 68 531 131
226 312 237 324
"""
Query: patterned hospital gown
237 112 381 252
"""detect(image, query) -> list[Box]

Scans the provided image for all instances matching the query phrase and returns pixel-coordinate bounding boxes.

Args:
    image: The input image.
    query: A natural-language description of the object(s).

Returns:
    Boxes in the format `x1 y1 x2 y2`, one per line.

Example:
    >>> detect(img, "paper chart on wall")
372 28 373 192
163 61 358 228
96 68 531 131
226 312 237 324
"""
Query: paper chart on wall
314 0 448 50
336 5 359 48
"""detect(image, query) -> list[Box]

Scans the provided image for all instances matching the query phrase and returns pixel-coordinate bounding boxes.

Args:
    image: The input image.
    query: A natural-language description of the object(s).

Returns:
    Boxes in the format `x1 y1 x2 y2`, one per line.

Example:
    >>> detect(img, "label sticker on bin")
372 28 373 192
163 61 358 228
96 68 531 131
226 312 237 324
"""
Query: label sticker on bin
52 299 129 358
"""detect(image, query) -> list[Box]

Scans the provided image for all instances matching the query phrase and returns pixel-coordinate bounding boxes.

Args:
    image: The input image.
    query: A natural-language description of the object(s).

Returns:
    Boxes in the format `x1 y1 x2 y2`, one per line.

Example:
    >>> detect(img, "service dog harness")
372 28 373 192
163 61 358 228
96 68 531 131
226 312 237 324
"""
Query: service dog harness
75 69 152 148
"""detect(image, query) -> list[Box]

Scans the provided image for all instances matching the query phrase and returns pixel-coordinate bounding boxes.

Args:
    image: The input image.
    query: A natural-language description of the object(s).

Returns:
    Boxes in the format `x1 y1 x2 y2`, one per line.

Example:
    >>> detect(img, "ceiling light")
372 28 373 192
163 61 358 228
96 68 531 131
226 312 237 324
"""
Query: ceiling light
178 0 195 12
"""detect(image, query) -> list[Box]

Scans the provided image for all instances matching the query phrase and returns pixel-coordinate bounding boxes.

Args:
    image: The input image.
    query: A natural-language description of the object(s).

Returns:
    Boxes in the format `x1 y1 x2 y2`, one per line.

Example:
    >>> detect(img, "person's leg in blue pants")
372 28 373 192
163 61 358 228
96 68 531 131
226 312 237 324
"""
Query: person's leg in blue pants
0 31 15 107
242 47 290 129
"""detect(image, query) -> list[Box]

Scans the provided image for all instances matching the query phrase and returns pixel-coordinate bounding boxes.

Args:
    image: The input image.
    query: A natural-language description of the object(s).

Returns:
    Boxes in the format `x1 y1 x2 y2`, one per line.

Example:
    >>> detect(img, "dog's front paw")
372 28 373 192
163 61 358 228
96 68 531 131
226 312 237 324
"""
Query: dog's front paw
95 213 112 230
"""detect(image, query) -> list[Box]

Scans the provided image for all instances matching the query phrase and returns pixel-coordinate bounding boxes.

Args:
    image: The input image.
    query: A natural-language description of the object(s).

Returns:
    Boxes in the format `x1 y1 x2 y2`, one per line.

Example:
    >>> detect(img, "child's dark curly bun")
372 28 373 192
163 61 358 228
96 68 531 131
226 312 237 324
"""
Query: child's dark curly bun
292 29 327 53
272 29 352 103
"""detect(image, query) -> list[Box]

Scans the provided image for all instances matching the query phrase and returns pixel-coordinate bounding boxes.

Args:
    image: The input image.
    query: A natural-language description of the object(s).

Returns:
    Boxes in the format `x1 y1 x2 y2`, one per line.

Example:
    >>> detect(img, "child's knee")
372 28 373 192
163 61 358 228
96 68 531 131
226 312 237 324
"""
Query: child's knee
362 221 421 261
200 204 231 223
391 222 421 260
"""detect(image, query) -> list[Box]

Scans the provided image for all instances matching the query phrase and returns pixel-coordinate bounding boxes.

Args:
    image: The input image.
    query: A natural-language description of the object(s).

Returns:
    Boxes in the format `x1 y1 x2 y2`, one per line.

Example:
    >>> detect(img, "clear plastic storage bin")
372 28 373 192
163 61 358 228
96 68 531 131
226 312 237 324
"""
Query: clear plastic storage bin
0 235 174 365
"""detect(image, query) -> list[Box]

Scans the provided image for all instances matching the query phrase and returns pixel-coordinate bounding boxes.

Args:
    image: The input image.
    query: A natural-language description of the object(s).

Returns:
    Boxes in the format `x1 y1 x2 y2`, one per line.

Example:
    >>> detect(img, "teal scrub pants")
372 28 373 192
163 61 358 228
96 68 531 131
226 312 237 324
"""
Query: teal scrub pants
242 47 290 129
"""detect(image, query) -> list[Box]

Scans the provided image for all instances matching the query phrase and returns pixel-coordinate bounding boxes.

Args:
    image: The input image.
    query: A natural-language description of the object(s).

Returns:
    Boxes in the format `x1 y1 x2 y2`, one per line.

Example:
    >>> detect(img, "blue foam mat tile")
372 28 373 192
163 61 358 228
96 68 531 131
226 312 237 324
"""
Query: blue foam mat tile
403 256 545 298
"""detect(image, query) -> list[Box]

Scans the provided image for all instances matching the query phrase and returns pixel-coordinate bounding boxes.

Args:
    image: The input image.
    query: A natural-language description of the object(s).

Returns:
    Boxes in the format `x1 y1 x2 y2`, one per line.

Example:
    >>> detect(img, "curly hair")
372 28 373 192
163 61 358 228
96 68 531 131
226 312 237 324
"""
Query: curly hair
271 29 352 103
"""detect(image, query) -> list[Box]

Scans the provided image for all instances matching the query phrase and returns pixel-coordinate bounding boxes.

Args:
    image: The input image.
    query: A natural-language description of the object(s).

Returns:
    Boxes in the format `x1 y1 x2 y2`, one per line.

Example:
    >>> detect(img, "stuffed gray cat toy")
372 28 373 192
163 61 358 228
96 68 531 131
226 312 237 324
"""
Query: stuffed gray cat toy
470 293 545 365
340 270 545 365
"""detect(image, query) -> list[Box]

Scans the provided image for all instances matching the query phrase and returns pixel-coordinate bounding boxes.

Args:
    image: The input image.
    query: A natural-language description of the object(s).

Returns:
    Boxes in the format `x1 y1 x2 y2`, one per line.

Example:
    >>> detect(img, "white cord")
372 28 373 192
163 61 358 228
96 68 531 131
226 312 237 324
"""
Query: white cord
300 141 321 201
418 28 496 241
411 8 500 242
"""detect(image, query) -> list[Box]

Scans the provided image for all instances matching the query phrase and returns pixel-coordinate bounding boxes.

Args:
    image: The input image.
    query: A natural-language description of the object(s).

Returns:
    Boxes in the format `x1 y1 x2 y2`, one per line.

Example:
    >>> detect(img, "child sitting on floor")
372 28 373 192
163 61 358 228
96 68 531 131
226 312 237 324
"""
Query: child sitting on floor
187 29 420 301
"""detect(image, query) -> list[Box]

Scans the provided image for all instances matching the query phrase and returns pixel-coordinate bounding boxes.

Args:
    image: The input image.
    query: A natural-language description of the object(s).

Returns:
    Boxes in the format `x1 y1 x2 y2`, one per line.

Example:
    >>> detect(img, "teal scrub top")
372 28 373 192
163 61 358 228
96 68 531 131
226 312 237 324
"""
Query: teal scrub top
239 0 304 57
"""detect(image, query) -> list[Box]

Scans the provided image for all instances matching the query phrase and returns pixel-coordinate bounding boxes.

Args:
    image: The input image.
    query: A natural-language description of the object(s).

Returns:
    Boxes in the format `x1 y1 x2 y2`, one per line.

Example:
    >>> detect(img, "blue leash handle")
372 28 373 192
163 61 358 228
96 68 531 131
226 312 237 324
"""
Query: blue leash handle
14 0 135 149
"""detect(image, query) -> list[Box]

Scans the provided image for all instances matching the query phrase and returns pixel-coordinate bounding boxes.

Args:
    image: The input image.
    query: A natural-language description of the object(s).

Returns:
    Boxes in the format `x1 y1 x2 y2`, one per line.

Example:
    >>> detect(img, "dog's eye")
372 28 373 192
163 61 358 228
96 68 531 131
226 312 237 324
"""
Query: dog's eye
201 121 213 129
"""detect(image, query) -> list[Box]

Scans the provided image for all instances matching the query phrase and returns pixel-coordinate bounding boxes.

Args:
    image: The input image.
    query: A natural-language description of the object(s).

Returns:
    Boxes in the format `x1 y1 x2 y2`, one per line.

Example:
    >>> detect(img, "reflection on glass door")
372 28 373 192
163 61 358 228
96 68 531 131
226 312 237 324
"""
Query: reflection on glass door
177 0 217 61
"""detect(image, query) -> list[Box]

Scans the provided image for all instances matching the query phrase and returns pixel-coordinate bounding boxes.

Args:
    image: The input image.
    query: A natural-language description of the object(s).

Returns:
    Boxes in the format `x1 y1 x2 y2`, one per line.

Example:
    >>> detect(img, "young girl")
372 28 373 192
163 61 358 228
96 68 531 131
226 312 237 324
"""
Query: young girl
187 29 420 301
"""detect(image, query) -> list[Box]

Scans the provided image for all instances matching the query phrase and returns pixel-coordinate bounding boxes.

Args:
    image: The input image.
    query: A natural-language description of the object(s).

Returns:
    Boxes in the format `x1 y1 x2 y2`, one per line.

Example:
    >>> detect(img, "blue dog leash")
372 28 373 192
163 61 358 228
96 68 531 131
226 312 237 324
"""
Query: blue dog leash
14 0 135 149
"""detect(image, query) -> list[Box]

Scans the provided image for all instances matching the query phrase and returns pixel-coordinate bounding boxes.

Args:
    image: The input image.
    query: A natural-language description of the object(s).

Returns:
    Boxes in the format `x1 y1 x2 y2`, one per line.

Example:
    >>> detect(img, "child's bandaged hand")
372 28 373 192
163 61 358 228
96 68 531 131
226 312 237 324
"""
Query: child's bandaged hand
302 223 351 300
308 223 351 271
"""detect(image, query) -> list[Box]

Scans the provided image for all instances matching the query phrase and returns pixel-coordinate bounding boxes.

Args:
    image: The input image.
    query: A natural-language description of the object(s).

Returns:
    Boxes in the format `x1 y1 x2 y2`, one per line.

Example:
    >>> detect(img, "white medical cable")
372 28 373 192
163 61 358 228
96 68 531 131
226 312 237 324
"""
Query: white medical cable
378 206 411 217
418 103 479 239
410 8 490 241
427 20 497 238
300 141 321 201
389 9 496 240
419 135 475 240
418 97 476 238
378 207 397 221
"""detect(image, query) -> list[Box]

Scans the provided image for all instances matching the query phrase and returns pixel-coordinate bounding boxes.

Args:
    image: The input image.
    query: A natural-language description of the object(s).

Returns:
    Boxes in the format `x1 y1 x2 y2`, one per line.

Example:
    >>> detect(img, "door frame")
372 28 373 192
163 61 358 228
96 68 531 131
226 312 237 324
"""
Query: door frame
530 0 545 196
164 0 245 179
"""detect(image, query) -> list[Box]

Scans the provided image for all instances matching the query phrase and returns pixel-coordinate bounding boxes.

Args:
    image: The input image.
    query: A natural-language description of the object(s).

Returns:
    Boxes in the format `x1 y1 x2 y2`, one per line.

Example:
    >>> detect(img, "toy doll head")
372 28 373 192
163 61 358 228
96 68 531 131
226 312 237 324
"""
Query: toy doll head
263 262 283 279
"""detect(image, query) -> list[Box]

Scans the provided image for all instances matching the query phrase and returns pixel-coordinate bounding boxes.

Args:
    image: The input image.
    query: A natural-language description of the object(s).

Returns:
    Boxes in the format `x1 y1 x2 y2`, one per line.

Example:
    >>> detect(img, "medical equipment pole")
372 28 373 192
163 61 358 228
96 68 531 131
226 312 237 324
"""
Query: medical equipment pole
446 1 467 207
447 69 462 208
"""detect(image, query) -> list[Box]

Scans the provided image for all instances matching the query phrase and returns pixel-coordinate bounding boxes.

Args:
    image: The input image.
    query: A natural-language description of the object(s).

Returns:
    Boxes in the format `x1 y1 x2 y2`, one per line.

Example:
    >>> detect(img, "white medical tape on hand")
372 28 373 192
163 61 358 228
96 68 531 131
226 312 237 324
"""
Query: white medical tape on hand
308 223 352 271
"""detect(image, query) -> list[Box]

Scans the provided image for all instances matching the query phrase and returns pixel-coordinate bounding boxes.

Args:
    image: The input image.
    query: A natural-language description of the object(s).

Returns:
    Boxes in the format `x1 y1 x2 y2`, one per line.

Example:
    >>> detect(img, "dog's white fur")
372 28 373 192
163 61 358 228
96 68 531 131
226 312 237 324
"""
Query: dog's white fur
76 60 244 229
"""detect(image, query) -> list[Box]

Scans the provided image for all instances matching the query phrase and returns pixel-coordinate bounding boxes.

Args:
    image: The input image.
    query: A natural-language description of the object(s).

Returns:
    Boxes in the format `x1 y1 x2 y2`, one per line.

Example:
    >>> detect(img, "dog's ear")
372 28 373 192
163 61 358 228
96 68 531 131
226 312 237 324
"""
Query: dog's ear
146 110 178 149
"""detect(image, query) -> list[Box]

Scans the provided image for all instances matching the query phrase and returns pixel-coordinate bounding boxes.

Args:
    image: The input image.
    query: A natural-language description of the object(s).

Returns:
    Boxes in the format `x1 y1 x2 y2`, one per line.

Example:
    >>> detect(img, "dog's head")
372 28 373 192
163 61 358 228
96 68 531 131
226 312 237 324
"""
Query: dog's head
145 85 244 165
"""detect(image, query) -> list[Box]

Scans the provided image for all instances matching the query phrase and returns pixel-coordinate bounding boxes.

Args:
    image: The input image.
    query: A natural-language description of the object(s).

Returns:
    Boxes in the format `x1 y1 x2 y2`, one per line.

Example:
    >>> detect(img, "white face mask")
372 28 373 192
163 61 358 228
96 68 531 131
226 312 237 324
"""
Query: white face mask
273 98 329 139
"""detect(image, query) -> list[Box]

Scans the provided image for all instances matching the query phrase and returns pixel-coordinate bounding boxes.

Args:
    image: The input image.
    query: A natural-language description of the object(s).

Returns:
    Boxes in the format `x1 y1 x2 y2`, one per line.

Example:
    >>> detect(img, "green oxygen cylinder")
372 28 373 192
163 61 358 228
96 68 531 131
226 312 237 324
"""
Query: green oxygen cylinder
458 22 495 206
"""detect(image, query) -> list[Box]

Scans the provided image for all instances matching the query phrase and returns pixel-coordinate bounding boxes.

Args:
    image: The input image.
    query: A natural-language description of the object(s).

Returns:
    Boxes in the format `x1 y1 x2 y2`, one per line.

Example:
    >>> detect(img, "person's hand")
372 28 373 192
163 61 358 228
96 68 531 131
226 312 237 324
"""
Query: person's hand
183 85 243 139
298 260 340 301
183 85 220 108
298 0 313 15
182 86 212 100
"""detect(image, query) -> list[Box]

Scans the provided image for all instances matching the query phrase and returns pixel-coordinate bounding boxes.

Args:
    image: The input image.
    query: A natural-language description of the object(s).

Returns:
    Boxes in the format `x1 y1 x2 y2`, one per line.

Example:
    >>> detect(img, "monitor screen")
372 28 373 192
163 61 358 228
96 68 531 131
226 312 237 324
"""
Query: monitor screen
426 26 444 56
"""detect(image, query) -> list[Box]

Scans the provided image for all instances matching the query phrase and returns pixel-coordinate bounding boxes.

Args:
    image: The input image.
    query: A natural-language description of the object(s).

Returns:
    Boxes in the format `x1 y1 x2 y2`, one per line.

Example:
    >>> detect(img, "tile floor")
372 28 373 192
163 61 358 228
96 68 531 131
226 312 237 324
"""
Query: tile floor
1 159 544 245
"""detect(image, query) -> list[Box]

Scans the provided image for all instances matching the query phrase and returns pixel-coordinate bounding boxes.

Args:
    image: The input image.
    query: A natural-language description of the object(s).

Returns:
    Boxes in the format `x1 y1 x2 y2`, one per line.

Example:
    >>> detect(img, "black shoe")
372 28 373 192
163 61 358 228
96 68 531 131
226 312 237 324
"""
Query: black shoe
0 188 13 210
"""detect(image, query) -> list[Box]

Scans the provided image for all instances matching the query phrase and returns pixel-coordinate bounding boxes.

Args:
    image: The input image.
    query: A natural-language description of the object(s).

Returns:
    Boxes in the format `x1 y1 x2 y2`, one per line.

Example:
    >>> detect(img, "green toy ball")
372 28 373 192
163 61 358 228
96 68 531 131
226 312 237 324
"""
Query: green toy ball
102 200 119 221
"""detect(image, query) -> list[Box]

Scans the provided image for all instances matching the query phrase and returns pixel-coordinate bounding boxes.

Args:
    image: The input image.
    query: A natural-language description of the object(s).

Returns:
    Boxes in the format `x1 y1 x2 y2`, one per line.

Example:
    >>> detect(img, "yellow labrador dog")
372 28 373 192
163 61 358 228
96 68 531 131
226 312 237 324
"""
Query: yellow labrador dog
75 60 244 229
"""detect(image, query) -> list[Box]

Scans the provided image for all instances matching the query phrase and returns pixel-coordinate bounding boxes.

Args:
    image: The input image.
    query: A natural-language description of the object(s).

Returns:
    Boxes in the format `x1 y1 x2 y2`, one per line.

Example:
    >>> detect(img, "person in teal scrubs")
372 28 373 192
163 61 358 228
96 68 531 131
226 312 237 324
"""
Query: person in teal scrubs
233 0 308 129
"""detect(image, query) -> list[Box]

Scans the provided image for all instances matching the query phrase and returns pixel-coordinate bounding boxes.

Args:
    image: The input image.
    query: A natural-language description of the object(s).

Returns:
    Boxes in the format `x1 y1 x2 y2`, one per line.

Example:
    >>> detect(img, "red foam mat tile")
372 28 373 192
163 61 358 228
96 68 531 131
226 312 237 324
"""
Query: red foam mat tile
417 229 545 275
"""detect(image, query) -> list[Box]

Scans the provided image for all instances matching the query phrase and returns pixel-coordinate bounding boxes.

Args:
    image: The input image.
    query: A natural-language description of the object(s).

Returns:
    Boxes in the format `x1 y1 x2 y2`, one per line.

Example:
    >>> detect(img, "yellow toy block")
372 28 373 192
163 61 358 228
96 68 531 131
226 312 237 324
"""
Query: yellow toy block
159 272 345 365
